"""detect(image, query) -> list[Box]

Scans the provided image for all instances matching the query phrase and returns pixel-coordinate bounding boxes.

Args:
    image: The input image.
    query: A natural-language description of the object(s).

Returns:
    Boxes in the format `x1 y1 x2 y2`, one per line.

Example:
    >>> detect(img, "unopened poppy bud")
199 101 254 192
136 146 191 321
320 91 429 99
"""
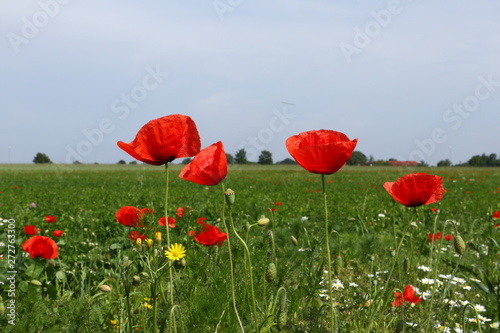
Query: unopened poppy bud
181 258 187 267
334 255 344 275
389 249 396 258
454 235 466 255
30 280 42 286
278 312 287 330
364 299 373 308
265 262 277 282
290 235 298 246
224 188 235 207
155 231 162 243
99 284 111 292
257 215 270 226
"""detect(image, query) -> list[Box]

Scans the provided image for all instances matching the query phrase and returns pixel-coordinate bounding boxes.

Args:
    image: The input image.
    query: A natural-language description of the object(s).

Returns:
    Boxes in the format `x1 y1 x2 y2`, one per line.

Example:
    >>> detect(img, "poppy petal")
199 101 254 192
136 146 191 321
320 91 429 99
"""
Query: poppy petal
179 142 227 186
117 114 201 165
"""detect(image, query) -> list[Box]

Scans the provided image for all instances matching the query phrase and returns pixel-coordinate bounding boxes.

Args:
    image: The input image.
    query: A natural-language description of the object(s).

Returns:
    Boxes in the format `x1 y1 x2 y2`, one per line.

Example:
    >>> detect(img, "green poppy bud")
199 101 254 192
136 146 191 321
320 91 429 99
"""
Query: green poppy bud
265 262 277 283
454 235 466 255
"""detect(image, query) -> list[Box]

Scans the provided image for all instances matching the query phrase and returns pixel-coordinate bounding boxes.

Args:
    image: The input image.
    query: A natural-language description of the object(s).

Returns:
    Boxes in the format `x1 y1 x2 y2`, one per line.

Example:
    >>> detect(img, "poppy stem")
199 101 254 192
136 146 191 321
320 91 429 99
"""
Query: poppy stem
321 174 336 333
228 202 258 329
221 183 245 332
164 163 175 308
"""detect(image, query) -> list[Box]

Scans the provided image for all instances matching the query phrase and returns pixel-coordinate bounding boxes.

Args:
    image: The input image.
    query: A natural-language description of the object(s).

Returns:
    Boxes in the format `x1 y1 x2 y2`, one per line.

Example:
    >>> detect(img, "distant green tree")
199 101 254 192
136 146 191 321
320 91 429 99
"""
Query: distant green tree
468 155 486 166
129 161 138 165
117 160 127 165
258 150 273 165
226 153 234 164
181 158 192 165
33 152 52 164
347 151 367 165
234 149 248 164
276 158 297 165
418 160 429 167
437 159 452 167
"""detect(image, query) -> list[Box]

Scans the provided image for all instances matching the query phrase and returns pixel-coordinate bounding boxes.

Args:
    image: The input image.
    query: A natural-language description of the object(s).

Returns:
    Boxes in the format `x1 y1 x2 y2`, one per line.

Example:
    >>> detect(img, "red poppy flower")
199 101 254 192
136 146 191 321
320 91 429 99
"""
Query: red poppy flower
117 114 201 165
115 206 154 227
179 142 227 186
158 216 176 228
444 234 454 241
495 223 500 229
285 130 358 175
52 230 64 237
127 231 146 241
430 208 438 213
22 236 58 259
492 211 500 219
24 225 41 236
190 217 227 247
392 285 422 307
275 202 282 206
45 215 57 223
176 207 185 218
383 173 444 207
428 232 442 241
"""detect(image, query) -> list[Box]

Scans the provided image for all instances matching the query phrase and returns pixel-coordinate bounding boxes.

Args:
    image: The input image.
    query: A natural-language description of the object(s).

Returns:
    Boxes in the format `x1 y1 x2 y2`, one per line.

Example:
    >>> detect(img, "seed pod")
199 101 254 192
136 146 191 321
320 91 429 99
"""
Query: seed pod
265 262 277 283
224 188 235 207
454 235 466 255
30 280 42 286
290 235 298 247
278 289 288 330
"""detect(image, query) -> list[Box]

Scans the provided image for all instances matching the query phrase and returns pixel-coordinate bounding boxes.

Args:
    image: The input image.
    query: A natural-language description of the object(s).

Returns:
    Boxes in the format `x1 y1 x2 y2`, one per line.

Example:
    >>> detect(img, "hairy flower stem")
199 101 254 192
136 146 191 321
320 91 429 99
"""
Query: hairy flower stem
221 183 245 332
228 205 258 329
164 164 175 315
321 175 336 333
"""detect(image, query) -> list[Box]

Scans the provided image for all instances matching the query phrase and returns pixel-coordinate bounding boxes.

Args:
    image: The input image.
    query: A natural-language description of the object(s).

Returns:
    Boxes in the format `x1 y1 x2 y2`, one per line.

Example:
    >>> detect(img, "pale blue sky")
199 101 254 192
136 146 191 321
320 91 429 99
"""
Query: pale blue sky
1 0 499 165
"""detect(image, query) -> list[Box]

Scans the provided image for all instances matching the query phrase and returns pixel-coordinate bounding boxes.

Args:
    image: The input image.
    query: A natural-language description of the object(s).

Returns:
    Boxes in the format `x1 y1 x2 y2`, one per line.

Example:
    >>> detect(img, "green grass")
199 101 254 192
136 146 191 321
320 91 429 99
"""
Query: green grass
1 164 499 332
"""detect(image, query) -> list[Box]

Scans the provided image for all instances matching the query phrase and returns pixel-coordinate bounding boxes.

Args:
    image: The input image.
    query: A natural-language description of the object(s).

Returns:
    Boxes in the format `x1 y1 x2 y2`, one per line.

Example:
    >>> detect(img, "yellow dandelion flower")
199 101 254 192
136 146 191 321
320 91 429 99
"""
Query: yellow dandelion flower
110 320 117 325
164 243 187 261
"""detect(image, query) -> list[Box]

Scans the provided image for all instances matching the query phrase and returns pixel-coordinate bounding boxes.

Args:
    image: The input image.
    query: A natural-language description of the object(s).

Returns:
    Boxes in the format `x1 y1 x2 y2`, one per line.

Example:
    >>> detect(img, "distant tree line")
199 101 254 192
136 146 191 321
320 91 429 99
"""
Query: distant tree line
33 150 500 167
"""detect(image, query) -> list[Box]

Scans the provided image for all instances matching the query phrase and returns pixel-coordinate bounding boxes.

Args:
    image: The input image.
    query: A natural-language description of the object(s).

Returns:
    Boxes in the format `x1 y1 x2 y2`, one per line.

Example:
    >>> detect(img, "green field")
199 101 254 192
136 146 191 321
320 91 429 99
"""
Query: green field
1 164 499 332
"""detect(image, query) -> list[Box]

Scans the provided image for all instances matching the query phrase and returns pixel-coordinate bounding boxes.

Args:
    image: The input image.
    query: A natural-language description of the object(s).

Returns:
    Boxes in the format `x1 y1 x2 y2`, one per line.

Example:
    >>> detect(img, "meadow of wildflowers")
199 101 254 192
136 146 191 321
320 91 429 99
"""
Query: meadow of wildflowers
0 116 499 332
